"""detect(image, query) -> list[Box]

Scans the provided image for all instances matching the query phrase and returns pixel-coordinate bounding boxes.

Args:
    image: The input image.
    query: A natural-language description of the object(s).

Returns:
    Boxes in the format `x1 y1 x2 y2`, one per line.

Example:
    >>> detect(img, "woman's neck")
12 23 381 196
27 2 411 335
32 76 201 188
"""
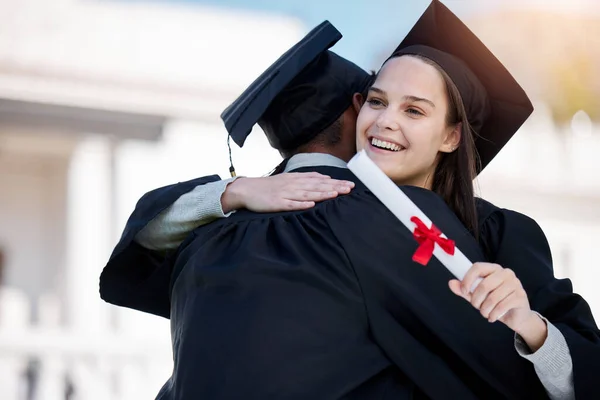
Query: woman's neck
393 172 435 190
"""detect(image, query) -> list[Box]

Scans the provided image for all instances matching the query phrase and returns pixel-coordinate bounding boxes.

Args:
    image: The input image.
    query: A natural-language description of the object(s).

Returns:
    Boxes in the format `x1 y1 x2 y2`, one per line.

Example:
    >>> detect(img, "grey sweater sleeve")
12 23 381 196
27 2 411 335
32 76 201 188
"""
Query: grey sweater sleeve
514 313 574 400
134 177 237 251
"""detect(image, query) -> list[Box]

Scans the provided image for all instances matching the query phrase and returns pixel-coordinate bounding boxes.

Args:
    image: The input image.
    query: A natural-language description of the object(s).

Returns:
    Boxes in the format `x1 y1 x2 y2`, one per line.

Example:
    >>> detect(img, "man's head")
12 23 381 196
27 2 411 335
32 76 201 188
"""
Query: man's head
221 21 372 162
281 107 353 162
280 77 373 162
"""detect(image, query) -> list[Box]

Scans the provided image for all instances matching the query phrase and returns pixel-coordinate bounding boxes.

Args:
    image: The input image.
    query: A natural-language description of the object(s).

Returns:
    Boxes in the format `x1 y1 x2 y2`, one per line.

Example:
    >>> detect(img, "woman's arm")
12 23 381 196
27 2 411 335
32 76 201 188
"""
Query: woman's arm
135 178 238 251
455 205 600 399
101 172 353 317
135 172 355 251
450 263 574 400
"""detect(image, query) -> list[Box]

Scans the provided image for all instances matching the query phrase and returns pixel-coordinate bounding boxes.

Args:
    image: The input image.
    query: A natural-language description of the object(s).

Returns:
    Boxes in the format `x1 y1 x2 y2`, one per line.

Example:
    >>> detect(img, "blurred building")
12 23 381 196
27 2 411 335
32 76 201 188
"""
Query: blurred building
469 10 600 317
0 0 300 399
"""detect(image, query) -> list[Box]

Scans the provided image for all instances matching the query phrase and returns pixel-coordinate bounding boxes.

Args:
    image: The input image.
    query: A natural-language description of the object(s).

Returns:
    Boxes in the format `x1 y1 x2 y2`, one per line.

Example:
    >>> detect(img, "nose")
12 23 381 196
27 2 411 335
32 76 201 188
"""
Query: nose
375 109 401 131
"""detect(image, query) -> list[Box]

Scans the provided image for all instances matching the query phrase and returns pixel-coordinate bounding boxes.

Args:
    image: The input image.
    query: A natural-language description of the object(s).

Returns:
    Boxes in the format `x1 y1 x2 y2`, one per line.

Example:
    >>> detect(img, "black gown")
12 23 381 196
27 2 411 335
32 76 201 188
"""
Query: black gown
99 166 599 399
100 174 220 318
477 199 600 399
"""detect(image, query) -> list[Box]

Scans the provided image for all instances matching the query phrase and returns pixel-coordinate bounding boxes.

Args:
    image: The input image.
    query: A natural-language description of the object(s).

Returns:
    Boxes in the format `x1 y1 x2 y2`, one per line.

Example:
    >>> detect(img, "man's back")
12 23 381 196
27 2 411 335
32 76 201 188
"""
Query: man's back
163 167 412 399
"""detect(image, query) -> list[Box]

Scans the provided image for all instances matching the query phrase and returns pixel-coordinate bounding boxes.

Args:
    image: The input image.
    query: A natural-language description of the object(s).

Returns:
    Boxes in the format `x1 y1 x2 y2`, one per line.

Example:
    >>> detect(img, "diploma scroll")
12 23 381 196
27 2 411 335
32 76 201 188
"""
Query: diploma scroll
347 150 480 288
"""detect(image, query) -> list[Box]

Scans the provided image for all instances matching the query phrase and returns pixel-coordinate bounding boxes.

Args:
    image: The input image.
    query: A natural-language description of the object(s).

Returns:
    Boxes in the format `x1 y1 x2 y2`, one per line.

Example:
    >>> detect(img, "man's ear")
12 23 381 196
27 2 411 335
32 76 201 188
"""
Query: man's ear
352 92 364 114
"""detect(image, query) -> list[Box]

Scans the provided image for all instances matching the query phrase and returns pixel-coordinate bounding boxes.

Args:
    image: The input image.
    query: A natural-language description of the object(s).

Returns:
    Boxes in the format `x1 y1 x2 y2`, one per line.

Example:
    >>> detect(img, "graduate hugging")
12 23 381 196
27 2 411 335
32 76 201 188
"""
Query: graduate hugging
100 1 599 399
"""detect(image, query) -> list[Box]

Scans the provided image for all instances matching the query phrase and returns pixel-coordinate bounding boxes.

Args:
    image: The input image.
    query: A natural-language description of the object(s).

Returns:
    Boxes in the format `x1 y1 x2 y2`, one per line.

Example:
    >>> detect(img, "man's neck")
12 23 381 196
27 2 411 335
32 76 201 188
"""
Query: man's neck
284 153 347 172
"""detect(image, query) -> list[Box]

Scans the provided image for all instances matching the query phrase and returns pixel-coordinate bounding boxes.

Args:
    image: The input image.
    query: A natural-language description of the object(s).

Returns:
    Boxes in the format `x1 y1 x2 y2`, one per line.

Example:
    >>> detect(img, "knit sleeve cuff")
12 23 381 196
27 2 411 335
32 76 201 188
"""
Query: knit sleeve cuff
514 312 572 375
191 176 238 220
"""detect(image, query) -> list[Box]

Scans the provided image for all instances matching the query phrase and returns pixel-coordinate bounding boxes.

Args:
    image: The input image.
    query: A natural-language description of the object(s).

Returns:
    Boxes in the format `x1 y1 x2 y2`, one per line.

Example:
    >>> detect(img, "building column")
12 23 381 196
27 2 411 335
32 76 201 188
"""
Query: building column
64 135 113 332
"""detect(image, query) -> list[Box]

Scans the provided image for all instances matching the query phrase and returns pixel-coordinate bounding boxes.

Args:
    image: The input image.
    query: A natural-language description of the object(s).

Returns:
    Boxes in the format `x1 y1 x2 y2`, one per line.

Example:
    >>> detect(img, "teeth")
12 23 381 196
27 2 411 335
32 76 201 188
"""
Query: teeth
371 138 403 152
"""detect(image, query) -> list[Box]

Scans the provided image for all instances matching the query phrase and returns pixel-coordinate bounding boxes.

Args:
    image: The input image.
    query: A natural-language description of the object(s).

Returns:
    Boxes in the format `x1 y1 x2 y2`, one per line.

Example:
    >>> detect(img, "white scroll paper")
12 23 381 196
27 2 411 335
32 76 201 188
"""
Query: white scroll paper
347 150 479 285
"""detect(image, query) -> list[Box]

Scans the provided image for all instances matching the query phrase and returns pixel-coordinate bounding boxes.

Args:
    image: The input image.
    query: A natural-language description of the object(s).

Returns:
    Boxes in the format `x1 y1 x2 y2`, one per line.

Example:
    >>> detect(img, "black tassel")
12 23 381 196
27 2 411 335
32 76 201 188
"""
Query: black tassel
227 134 236 177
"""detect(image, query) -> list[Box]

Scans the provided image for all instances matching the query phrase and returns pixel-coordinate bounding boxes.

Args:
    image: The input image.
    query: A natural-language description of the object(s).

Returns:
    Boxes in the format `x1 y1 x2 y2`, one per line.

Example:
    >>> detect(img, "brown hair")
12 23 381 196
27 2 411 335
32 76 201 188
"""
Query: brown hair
403 54 480 236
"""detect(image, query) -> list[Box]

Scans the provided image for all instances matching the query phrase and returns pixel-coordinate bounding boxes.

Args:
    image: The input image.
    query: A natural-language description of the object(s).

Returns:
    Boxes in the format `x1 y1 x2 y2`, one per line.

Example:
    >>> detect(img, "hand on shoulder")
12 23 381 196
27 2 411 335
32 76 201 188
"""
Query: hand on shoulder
221 172 355 213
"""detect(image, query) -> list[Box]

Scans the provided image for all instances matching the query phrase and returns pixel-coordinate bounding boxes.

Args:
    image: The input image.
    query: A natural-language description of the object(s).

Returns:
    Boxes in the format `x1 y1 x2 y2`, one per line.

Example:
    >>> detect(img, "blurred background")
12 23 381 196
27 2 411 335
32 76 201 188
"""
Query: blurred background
0 0 598 398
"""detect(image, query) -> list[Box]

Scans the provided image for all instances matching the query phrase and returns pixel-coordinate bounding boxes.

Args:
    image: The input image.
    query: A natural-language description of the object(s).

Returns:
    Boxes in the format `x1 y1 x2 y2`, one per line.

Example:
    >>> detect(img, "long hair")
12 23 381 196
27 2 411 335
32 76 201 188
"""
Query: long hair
399 55 480 236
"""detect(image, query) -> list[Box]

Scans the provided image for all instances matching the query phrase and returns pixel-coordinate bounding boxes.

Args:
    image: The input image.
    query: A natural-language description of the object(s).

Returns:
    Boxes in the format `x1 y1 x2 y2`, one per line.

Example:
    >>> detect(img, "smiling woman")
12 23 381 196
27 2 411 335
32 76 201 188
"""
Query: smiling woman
356 52 479 234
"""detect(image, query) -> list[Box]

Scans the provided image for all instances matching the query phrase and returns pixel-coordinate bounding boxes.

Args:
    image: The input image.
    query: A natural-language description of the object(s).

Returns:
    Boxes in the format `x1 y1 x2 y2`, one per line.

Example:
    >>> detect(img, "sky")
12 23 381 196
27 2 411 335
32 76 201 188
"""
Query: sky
117 0 599 70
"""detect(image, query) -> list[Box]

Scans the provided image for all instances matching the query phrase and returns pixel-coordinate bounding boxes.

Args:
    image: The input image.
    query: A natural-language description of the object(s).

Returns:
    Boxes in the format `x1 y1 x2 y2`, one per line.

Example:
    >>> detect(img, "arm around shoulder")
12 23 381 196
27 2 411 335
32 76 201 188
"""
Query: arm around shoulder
135 177 238 251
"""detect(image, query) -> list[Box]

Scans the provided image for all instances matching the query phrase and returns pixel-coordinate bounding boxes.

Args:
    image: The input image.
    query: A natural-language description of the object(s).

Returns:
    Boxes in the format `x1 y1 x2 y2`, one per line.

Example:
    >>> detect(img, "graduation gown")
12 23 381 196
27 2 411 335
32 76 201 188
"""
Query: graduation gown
477 199 600 399
162 165 547 399
99 174 221 318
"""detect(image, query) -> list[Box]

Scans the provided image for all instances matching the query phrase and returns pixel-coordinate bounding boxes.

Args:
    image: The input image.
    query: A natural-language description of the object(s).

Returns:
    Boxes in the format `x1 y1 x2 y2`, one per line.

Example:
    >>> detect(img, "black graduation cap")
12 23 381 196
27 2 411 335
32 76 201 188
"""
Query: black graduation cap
221 21 372 152
389 0 533 172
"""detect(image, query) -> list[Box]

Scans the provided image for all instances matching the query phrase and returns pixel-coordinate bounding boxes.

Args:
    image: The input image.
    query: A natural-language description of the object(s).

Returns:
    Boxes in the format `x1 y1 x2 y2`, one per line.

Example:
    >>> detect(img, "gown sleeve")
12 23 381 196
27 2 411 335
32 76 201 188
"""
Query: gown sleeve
479 204 600 399
134 177 237 251
99 174 221 318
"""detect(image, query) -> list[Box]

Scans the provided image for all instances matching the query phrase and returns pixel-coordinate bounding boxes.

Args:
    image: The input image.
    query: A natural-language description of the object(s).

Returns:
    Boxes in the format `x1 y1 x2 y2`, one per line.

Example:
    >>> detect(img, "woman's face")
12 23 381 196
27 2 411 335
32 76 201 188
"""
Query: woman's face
356 55 460 187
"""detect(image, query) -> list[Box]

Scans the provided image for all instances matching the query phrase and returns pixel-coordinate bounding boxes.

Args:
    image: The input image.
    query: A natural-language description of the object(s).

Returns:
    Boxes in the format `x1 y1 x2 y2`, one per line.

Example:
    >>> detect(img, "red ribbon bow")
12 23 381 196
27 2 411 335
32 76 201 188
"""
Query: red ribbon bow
410 216 455 265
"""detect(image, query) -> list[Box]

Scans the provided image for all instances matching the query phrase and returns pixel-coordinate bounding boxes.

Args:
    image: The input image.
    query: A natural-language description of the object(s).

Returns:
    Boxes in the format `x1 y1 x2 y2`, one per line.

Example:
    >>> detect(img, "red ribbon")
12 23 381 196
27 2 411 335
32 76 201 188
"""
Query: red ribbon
410 216 455 265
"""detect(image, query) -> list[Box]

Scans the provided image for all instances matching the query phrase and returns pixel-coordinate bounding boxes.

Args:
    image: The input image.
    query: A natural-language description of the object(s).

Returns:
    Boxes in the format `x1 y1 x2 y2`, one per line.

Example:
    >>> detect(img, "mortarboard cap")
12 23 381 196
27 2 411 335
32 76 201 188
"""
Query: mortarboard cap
388 0 533 172
221 21 372 152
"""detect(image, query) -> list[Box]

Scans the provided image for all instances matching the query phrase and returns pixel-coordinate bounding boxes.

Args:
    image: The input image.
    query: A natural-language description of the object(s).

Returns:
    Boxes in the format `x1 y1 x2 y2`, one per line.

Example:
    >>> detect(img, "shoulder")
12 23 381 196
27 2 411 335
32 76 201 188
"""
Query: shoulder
328 185 474 244
476 198 551 263
326 185 453 221
476 198 546 236
476 197 502 222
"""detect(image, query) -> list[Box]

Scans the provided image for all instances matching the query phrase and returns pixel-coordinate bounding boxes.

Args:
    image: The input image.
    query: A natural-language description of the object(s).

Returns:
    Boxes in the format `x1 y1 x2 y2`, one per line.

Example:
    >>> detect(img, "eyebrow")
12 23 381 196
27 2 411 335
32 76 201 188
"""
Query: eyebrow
369 86 436 109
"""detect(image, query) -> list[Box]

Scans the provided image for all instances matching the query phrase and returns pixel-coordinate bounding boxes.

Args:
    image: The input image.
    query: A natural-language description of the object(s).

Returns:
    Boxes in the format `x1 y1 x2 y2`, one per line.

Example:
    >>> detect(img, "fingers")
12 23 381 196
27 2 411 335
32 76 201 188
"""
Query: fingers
448 280 465 299
283 173 355 191
292 181 353 194
487 291 524 323
313 179 354 192
450 264 525 323
282 200 316 211
278 186 348 209
288 190 339 202
280 179 354 202
479 283 517 320
289 172 331 179
461 262 499 295
248 173 356 213
476 268 516 314
470 268 509 309
260 173 355 212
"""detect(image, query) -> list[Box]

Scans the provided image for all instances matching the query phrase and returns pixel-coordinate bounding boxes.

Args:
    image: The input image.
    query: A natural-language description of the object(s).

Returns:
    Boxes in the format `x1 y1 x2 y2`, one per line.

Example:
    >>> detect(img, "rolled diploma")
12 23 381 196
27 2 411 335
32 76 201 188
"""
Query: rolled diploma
347 150 481 288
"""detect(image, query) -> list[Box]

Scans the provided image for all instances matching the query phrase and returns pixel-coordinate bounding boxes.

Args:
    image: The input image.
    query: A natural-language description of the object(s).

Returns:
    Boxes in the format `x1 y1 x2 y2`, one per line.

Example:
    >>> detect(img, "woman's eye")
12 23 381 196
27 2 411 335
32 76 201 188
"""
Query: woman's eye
367 98 385 107
406 108 424 116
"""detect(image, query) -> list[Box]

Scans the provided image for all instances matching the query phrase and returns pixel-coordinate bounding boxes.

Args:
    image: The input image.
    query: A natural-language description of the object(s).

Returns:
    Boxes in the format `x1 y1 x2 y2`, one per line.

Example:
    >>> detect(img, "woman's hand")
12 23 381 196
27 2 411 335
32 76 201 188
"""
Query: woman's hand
449 262 548 351
221 172 355 213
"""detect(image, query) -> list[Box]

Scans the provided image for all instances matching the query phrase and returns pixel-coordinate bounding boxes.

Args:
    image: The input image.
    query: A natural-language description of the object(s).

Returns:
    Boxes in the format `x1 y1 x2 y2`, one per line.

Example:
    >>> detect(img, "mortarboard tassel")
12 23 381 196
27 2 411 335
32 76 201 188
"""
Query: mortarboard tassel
227 134 236 177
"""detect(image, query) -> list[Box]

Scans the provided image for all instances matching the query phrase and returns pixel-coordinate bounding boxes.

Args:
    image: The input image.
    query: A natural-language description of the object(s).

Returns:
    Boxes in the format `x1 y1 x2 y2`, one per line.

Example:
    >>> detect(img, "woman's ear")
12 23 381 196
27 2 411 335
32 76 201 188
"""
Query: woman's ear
352 92 364 114
440 122 462 153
